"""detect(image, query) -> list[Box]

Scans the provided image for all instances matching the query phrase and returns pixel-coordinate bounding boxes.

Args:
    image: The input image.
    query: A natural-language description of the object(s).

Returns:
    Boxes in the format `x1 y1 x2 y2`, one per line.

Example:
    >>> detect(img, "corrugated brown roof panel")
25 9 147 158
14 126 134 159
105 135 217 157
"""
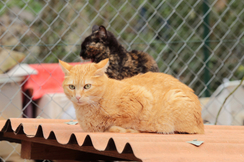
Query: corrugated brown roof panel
1 118 244 162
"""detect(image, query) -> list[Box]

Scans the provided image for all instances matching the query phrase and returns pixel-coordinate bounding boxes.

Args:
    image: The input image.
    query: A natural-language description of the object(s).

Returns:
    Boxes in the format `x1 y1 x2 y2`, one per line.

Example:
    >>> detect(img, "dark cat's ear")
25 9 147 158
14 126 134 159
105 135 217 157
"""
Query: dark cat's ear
94 58 109 77
92 25 99 33
59 60 72 76
98 26 107 39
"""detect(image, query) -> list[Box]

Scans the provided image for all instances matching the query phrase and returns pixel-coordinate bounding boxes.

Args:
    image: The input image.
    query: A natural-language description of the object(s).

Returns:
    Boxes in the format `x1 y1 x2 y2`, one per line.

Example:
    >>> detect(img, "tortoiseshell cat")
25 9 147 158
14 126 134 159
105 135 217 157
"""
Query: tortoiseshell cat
59 59 204 134
80 25 159 80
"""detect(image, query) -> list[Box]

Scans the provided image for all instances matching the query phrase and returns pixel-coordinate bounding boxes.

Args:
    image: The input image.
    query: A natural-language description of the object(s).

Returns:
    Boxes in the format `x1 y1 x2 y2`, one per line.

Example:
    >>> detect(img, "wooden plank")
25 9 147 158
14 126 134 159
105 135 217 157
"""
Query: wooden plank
3 132 140 161
21 141 126 161
21 141 31 159
0 136 21 143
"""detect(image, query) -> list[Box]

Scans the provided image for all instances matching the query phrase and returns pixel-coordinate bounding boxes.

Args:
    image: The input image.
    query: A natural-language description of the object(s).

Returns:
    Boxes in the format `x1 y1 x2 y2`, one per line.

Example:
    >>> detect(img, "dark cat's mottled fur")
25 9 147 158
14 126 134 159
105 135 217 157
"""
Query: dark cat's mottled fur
80 25 159 80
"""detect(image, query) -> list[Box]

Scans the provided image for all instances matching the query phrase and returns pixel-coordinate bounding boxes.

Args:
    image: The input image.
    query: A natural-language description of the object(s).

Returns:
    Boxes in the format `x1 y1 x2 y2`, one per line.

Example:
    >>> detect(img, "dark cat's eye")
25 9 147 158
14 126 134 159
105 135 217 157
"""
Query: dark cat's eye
84 84 91 89
69 85 75 90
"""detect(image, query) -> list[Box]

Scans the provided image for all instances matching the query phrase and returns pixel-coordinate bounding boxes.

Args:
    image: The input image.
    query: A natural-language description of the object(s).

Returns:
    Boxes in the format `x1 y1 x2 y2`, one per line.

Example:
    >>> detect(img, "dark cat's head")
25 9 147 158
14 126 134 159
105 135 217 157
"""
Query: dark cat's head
80 25 119 62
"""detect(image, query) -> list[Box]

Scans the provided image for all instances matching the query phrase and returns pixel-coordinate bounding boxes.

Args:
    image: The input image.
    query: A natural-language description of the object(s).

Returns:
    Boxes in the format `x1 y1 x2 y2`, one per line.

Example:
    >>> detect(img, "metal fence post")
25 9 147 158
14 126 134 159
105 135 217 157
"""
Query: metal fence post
203 0 210 97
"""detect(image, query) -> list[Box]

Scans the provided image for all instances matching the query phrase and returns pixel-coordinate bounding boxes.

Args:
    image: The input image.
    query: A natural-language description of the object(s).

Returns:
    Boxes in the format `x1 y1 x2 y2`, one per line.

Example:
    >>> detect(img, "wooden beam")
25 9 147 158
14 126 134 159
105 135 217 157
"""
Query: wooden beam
21 141 127 161
0 136 21 143
3 132 140 161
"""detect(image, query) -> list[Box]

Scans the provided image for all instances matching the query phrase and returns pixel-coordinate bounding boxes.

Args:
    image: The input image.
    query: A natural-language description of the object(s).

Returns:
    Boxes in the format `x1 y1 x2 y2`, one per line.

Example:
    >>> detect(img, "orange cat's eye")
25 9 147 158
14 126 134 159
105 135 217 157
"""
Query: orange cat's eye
84 84 91 89
69 85 75 90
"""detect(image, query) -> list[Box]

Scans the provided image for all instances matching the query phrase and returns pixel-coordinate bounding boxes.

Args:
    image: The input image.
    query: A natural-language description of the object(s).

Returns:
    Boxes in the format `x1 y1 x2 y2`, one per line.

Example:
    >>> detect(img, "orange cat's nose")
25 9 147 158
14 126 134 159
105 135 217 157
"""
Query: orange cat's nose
76 96 81 100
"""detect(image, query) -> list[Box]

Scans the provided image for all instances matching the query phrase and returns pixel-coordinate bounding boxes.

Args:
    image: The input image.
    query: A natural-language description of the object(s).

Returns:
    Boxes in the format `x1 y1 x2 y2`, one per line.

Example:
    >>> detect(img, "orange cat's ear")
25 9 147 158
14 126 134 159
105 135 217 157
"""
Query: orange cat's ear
94 59 109 77
59 60 72 76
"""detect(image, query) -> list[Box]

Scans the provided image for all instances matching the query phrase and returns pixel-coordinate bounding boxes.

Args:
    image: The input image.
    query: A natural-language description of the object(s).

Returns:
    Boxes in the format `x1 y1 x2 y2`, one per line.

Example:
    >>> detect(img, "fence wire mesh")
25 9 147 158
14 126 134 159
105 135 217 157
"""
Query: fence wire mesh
0 0 244 161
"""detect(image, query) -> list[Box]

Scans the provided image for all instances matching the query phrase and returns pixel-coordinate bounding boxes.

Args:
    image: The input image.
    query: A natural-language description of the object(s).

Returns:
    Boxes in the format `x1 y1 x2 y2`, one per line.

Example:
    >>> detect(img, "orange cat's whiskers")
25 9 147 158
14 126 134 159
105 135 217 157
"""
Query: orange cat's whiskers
86 101 97 108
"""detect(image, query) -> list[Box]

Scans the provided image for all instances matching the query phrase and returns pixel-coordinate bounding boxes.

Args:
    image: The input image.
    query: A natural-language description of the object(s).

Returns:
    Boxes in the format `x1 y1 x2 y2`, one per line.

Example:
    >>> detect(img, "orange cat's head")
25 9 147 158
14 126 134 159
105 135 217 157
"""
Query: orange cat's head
59 59 109 106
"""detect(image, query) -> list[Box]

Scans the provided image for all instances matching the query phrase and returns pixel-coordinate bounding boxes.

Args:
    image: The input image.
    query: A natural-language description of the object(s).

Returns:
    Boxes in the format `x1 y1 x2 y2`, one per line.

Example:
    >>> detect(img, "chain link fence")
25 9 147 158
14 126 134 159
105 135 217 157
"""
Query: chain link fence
0 0 244 161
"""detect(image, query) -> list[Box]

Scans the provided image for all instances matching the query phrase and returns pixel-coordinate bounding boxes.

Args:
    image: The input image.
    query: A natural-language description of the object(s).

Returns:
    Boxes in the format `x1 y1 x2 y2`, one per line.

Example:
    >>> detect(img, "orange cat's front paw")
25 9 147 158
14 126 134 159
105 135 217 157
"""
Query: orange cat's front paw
108 126 139 133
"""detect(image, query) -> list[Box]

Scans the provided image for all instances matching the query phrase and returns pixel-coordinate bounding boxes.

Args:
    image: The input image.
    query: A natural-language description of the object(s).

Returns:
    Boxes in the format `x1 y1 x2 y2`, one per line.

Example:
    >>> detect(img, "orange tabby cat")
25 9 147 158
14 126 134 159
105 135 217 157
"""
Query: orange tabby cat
59 59 204 134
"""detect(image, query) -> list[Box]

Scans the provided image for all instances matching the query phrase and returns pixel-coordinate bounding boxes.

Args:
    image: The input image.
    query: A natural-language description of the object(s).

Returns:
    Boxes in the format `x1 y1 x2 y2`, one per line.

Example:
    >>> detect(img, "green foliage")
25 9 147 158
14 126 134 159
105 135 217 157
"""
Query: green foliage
0 0 42 15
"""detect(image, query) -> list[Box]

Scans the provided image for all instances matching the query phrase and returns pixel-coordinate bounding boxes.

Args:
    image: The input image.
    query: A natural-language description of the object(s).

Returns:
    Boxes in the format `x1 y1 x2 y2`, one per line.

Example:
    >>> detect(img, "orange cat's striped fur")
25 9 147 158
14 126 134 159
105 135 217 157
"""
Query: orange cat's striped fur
59 59 204 134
